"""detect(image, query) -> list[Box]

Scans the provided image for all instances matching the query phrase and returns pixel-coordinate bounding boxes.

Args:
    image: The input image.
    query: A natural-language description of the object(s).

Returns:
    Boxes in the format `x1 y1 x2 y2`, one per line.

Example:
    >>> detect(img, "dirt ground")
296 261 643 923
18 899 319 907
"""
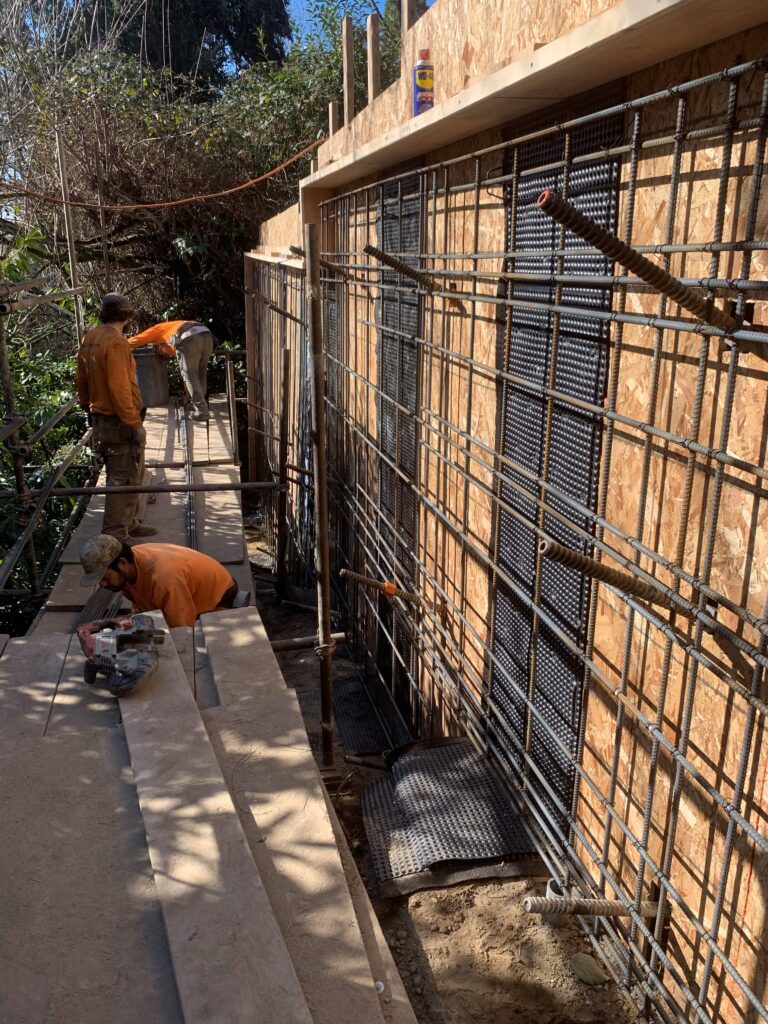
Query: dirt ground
246 521 636 1024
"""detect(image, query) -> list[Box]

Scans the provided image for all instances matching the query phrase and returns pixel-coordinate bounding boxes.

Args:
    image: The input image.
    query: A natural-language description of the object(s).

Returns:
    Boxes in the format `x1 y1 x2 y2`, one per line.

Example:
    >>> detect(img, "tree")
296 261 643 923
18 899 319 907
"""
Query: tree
99 0 293 81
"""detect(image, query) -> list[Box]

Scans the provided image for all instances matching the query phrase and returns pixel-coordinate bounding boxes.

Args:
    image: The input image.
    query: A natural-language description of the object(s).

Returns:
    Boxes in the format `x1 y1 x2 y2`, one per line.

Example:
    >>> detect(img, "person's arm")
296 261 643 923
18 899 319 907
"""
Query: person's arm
75 349 90 412
104 343 143 428
129 323 170 347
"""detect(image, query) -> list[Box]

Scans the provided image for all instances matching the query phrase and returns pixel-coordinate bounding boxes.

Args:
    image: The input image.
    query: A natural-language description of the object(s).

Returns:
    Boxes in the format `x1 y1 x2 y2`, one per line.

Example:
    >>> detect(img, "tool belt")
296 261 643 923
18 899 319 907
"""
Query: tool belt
91 413 137 446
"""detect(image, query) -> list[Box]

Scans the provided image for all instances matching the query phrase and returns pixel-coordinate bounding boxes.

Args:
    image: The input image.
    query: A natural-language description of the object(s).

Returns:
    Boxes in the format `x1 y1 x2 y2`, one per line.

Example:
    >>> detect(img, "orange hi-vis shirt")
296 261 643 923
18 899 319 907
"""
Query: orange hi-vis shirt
124 544 236 628
129 320 197 357
76 324 143 428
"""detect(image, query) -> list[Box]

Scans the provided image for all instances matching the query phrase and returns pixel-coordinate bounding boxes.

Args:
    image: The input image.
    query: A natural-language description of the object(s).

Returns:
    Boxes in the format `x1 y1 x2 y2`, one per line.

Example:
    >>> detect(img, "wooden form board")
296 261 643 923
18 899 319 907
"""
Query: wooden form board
193 464 245 564
0 732 183 1024
119 613 313 1024
201 607 390 1024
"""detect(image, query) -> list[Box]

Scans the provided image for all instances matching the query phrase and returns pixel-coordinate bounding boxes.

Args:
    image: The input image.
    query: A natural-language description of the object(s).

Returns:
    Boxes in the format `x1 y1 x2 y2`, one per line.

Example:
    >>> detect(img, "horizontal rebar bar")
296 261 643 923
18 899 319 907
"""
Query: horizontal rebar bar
539 539 673 609
523 896 659 918
536 191 737 331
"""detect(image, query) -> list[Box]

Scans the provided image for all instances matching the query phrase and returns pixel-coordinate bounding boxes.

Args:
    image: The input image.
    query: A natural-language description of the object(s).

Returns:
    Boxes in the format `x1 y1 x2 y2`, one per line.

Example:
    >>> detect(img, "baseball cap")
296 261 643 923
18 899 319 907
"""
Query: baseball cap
99 292 134 322
80 534 123 586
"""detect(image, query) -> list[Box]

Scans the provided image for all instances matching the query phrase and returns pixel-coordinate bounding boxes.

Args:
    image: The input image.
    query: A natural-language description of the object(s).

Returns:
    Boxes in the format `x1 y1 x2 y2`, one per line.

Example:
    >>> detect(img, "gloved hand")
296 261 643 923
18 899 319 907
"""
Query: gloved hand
131 425 147 446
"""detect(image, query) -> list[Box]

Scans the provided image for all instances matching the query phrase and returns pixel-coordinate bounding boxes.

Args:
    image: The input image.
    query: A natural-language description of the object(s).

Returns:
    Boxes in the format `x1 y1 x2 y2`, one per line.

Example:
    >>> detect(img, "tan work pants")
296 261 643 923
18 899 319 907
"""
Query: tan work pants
92 415 144 540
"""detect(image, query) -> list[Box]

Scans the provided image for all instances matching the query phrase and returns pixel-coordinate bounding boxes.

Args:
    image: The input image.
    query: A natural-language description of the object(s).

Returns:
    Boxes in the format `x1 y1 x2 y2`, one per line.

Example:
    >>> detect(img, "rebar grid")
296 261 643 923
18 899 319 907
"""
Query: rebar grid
251 55 768 1024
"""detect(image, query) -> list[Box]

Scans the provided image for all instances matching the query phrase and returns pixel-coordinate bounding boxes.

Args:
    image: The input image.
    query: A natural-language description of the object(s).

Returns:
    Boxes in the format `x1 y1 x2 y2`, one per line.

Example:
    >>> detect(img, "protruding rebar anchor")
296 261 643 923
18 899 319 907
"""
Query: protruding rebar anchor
539 538 673 609
288 244 350 281
363 243 436 292
523 896 659 918
340 567 424 607
536 191 737 332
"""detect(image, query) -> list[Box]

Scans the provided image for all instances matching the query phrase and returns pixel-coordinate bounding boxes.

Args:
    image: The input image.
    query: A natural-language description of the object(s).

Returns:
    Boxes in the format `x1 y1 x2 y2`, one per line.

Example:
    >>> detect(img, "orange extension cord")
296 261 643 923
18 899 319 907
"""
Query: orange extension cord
0 137 322 212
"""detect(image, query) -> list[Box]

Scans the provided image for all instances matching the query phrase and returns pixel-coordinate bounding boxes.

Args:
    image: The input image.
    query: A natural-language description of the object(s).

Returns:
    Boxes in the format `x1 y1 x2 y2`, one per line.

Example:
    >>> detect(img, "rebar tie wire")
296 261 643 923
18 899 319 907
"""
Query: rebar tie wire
536 191 738 332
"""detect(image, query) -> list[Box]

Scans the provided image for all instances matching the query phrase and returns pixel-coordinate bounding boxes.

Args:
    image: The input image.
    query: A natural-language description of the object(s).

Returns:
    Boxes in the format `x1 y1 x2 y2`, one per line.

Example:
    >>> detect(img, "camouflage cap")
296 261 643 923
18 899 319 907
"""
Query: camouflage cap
79 534 123 586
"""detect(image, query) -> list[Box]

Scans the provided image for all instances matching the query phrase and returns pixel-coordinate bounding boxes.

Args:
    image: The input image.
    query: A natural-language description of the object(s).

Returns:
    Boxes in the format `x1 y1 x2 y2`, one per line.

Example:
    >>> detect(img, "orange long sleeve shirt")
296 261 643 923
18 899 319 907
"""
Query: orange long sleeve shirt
129 320 194 357
76 324 143 428
124 544 236 628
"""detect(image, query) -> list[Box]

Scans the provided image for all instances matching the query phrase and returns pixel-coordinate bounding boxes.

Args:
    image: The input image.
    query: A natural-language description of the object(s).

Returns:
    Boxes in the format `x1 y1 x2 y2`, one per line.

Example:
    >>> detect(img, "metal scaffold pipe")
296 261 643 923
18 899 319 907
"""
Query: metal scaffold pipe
536 190 738 332
523 896 659 918
306 222 336 768
539 539 673 609
0 277 47 300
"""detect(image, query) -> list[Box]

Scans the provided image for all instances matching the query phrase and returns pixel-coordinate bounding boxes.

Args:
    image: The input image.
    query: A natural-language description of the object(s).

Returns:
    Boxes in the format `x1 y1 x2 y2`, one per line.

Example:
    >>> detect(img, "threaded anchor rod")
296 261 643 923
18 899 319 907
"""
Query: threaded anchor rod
536 191 737 332
363 243 436 291
539 539 672 609
340 567 424 606
288 244 350 280
523 896 659 918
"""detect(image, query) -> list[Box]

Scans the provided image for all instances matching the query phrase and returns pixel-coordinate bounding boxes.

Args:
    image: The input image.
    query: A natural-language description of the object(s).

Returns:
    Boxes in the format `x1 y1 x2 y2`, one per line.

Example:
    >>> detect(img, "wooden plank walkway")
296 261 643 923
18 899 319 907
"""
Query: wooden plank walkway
2 389 414 1024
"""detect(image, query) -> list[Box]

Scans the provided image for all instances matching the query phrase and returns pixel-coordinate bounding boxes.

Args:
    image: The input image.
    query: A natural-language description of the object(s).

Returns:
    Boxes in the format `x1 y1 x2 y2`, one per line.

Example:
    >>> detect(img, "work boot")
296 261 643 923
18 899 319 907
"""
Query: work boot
128 524 158 537
191 411 210 422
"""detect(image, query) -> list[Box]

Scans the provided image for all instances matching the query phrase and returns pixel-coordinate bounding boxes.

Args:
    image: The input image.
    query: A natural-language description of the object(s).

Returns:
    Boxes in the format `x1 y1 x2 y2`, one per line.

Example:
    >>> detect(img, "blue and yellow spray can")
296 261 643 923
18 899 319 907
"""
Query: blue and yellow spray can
413 49 434 117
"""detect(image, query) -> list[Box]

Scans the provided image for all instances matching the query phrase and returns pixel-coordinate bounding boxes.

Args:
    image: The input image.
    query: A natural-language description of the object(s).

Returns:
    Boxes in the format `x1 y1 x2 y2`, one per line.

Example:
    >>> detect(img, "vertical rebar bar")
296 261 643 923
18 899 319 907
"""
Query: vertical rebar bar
306 223 335 768
276 346 290 594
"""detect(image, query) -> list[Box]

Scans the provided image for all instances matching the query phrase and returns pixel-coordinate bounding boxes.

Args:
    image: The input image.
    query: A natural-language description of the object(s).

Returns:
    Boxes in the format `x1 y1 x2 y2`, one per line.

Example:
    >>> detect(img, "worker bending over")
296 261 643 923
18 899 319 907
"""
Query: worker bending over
80 535 249 628
76 293 156 541
130 319 214 421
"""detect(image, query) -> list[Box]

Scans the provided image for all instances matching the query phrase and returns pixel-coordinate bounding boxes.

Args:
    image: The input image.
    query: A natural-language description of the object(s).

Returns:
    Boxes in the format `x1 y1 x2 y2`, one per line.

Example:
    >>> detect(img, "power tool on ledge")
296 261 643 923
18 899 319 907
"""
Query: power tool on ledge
76 614 165 696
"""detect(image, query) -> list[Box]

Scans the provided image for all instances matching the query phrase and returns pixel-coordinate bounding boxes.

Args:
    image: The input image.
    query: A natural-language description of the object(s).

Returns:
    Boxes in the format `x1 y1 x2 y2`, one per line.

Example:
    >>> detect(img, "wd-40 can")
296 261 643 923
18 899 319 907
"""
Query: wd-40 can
413 49 434 116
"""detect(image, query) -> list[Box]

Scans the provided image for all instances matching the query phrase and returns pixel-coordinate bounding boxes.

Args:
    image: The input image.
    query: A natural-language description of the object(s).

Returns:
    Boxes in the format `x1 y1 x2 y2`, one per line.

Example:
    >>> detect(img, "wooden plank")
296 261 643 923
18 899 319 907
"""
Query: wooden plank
196 395 235 466
367 13 381 104
46 564 97 610
120 612 313 1024
0 633 9 658
59 469 107 563
342 15 354 125
44 638 121 736
0 634 71 741
194 464 245 564
144 402 184 468
28 610 77 634
0 731 183 1024
201 607 387 1024
322 788 417 1024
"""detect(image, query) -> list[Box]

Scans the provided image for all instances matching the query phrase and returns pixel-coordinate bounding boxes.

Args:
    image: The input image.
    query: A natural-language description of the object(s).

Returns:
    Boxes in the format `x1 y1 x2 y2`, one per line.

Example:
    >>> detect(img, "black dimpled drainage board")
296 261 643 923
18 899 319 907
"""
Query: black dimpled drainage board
295 676 394 756
361 738 537 894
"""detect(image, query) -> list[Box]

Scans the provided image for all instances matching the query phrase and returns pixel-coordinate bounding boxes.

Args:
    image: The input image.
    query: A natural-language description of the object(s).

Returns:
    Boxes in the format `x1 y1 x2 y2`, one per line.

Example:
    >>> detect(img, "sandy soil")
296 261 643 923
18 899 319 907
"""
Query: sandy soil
245 523 636 1024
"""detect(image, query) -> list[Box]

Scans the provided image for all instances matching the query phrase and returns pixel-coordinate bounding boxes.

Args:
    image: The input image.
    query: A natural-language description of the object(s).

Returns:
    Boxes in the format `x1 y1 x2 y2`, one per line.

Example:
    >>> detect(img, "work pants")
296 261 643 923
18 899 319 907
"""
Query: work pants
176 331 214 417
92 415 144 540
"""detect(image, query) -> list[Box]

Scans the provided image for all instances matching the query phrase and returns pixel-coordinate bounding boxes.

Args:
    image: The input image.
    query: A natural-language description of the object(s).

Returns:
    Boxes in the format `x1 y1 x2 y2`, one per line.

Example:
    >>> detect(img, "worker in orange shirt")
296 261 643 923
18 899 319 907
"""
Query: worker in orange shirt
79 534 249 628
76 293 157 541
129 319 214 421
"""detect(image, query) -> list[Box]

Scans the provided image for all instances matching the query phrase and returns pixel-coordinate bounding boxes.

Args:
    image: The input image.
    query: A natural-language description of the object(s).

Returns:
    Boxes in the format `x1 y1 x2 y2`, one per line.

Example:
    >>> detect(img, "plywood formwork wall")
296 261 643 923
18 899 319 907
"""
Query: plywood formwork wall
251 21 768 1024
318 0 619 170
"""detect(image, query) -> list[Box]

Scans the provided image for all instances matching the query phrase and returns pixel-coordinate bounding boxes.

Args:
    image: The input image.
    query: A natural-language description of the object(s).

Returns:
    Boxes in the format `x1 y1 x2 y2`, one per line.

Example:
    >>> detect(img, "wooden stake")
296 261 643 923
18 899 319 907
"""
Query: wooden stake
367 13 381 105
342 15 354 126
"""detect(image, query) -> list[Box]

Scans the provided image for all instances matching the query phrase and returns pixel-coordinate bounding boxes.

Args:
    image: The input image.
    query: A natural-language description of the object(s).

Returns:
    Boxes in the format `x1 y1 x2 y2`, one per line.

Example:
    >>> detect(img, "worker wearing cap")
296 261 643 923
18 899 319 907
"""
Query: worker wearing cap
129 319 214 421
76 293 156 541
80 535 247 629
